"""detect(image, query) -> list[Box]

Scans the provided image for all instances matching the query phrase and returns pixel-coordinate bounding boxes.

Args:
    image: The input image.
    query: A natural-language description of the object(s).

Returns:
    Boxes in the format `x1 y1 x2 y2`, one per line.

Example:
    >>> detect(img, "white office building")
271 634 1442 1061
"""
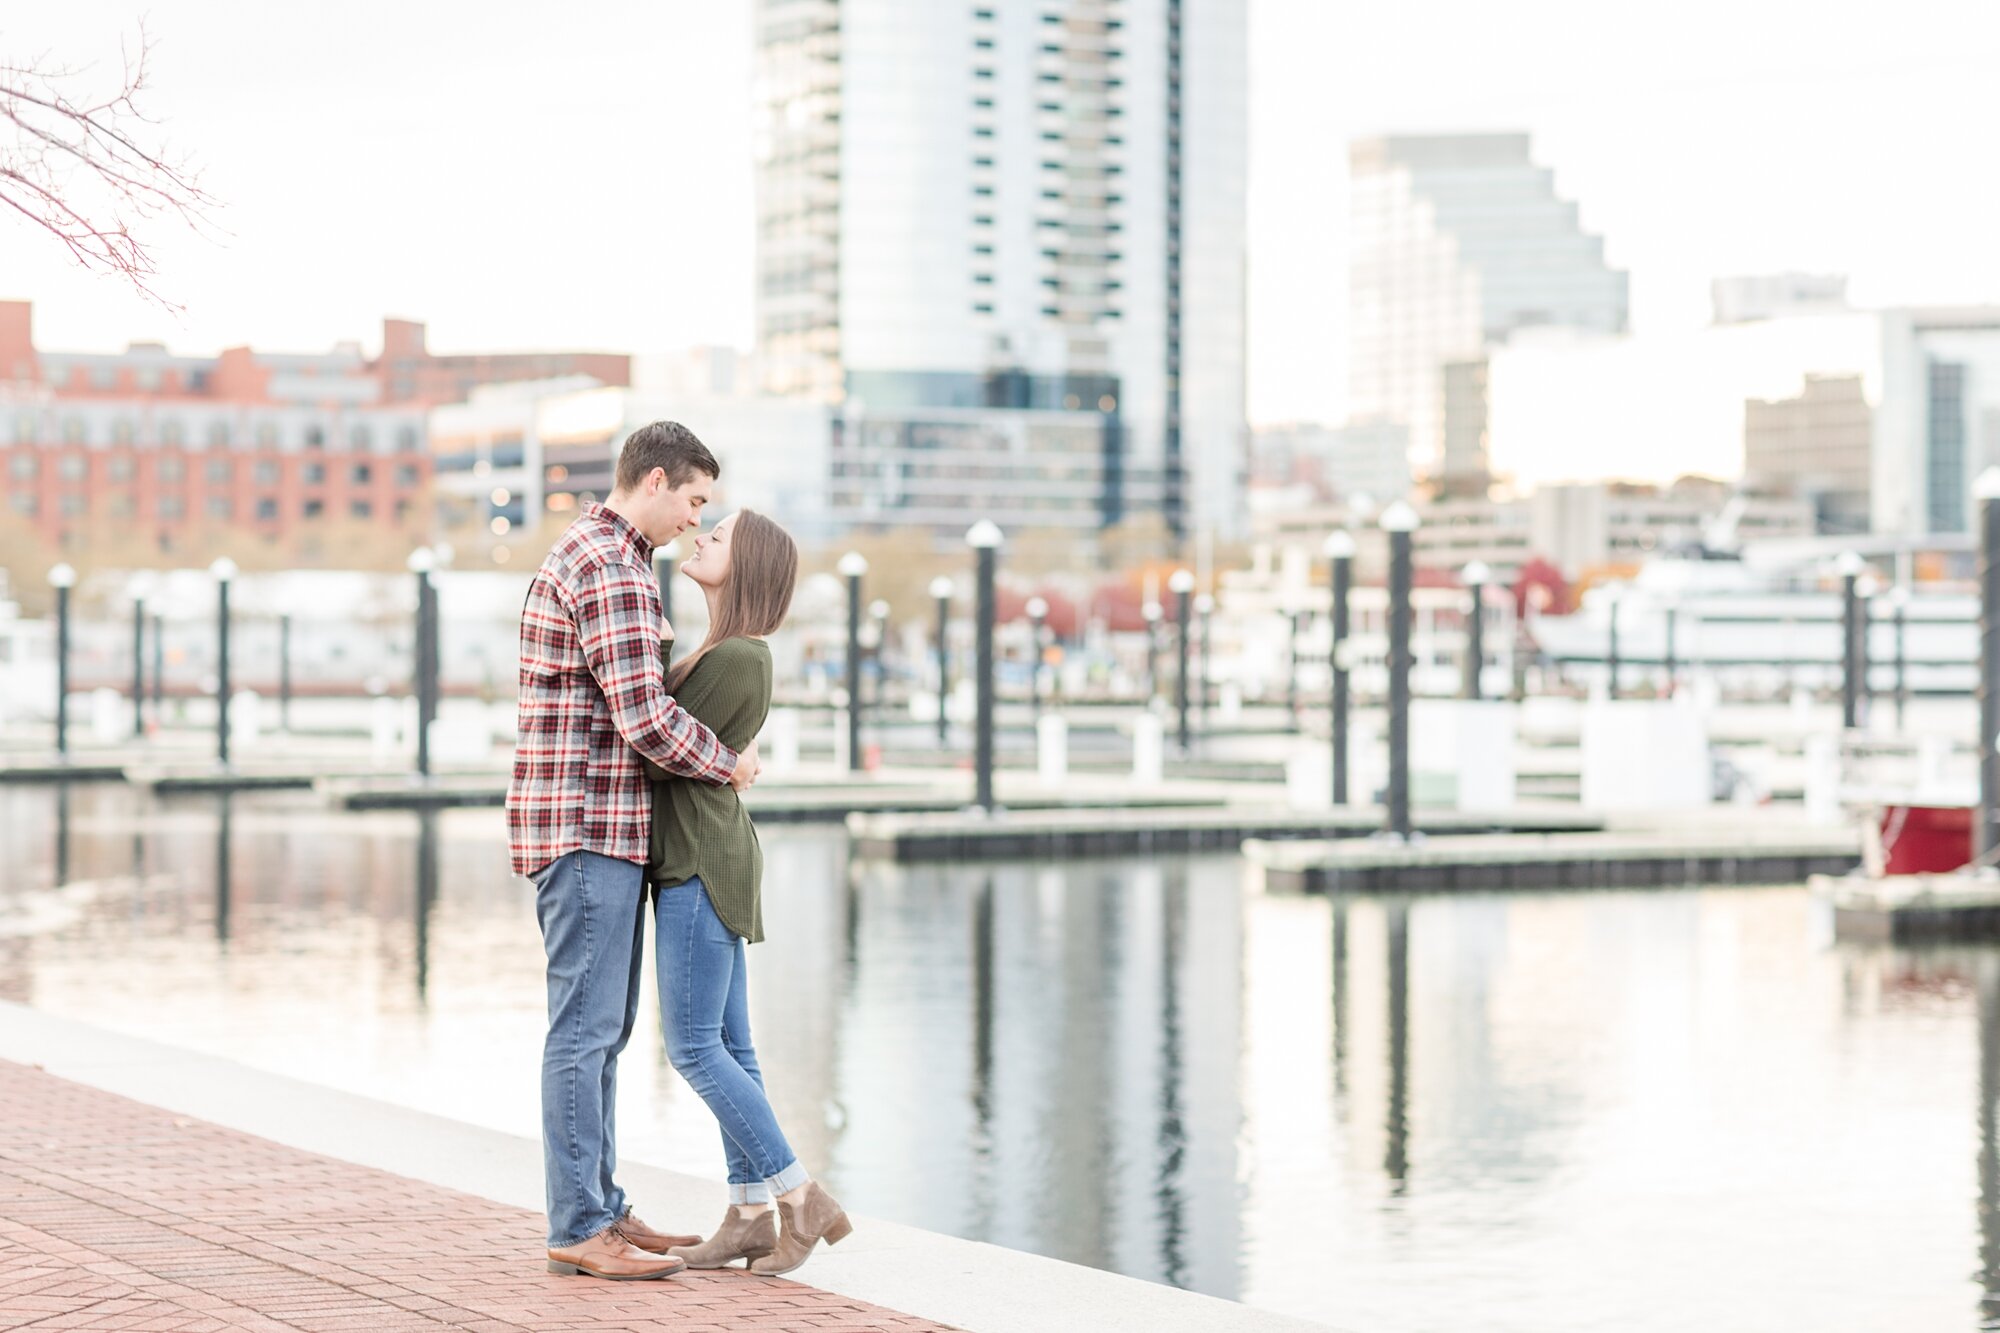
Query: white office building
1347 134 1627 488
753 0 1248 541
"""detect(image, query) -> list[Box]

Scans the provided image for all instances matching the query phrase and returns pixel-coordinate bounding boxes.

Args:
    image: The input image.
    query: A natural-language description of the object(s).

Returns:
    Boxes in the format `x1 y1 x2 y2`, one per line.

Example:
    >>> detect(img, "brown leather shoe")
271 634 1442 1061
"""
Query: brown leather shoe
748 1182 852 1277
669 1207 778 1269
546 1224 686 1280
614 1207 701 1253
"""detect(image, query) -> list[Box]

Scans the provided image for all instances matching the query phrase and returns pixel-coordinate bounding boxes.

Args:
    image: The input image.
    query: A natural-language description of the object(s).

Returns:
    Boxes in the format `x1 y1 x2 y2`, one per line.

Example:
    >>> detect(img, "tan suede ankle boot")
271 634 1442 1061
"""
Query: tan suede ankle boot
748 1182 852 1277
668 1207 778 1269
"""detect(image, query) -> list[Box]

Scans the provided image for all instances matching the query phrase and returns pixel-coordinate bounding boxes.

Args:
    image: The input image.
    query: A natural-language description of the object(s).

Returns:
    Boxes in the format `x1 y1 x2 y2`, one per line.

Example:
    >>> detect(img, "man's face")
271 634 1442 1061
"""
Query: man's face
638 469 713 545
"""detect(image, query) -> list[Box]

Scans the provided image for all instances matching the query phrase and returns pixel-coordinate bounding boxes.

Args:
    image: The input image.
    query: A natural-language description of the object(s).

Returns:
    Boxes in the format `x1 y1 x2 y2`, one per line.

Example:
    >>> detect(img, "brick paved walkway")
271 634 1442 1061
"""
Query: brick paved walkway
0 1060 957 1333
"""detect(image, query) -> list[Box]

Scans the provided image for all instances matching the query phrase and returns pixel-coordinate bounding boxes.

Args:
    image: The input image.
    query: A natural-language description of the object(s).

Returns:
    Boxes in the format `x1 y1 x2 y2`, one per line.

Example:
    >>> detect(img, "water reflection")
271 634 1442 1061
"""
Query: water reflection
1981 953 2000 1329
415 810 439 1003
6 785 2000 1331
1384 899 1410 1191
1155 866 1188 1288
53 782 71 890
214 793 232 945
969 874 995 1235
1331 894 1349 1113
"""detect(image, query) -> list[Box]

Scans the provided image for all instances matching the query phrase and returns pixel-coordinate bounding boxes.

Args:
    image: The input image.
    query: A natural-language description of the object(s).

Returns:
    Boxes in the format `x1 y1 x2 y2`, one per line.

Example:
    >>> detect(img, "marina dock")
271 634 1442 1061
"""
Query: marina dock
847 805 1604 861
1245 824 1861 892
1821 871 2000 943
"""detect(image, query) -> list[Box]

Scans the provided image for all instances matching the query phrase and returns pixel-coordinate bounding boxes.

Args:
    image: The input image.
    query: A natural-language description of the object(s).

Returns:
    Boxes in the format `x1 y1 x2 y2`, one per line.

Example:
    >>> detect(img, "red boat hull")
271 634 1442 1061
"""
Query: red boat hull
1879 804 1974 876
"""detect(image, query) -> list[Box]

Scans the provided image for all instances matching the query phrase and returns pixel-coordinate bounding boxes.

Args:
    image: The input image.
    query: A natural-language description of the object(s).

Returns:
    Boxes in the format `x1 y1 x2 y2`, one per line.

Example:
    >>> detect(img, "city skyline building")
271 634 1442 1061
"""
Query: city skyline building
1346 133 1628 494
752 0 1249 542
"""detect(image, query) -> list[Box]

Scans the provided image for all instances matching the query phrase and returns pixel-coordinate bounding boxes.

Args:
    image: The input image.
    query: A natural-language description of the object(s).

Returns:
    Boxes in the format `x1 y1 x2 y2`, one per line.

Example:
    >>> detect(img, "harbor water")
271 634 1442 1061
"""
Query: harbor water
1 783 1991 1331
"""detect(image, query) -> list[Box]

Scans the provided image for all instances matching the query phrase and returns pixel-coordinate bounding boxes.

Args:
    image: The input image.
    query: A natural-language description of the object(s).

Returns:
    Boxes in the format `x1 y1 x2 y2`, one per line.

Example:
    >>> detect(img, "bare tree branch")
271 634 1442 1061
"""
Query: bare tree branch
0 22 222 311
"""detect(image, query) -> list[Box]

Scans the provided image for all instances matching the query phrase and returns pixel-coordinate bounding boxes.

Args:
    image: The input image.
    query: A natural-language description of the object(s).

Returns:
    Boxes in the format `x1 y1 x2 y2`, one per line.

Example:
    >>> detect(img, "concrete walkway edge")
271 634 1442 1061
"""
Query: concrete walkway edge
0 1001 1332 1333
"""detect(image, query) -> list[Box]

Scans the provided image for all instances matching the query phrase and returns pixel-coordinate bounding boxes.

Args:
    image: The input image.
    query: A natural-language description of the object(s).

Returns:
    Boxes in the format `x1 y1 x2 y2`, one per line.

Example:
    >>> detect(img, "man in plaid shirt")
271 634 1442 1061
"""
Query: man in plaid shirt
508 421 761 1281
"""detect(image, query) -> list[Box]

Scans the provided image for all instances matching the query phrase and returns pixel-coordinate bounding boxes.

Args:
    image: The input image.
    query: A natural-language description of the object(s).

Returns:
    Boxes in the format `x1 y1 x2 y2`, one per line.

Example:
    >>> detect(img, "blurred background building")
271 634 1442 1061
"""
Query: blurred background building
1346 133 1629 499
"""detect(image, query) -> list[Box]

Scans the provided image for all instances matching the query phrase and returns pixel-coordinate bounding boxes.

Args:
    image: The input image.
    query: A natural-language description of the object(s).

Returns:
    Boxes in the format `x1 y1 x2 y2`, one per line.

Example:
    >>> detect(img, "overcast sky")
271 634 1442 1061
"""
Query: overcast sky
8 1 1998 438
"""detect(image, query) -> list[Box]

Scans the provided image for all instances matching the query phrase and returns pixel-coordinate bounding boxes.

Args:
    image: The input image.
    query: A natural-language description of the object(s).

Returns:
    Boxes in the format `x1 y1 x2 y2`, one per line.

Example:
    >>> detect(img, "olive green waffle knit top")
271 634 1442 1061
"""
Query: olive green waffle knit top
643 636 771 942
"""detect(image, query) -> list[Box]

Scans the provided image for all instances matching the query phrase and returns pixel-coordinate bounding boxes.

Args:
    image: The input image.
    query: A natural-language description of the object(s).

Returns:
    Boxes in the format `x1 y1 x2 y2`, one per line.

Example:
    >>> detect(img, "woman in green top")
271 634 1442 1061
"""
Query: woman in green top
644 509 852 1277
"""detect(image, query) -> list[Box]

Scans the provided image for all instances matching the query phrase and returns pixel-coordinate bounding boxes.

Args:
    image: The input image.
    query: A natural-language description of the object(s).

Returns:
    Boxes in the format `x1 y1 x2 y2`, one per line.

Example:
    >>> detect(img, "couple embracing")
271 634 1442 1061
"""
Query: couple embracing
504 421 850 1282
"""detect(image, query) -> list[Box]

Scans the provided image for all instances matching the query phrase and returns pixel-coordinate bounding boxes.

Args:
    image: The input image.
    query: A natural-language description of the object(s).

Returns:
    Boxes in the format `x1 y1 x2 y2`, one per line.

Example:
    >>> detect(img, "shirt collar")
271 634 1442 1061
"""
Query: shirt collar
587 502 654 564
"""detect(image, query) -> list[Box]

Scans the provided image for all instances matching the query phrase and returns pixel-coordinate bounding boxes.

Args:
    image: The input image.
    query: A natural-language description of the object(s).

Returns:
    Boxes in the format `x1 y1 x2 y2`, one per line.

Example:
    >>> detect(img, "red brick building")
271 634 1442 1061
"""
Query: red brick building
0 303 631 563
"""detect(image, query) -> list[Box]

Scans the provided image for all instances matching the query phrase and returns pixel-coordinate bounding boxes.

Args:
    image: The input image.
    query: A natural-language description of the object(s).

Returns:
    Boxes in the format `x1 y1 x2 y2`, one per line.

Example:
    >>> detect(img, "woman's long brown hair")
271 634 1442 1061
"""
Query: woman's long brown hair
664 509 799 694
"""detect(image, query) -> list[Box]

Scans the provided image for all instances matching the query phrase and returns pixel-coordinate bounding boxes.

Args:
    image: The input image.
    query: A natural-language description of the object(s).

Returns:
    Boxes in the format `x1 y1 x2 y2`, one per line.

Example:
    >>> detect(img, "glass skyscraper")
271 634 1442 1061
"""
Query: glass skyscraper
753 0 1247 540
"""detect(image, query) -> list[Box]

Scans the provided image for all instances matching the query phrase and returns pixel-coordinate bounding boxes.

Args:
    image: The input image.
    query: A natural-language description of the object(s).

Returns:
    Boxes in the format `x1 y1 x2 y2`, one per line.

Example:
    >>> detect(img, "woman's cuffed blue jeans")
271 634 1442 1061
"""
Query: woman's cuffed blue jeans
534 850 647 1248
654 876 808 1205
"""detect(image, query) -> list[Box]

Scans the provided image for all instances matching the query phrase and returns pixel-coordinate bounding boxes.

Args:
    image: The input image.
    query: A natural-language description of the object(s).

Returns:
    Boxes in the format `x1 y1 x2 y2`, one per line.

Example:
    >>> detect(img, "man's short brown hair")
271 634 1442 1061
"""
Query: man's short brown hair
615 421 719 493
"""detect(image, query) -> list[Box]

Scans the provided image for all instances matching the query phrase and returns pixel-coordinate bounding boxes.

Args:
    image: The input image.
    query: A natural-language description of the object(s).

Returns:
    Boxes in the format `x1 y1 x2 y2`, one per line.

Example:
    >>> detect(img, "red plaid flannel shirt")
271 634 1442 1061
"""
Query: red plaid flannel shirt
506 504 737 877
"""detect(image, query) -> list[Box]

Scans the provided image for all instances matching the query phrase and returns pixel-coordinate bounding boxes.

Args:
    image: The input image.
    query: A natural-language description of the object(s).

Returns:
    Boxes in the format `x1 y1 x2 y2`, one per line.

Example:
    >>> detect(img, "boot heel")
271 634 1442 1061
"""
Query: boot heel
547 1260 582 1275
822 1213 853 1245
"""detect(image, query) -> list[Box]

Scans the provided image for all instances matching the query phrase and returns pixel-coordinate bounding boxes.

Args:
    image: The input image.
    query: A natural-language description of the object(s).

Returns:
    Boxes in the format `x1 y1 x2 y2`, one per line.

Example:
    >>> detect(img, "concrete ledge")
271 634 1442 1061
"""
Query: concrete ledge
0 1001 1333 1333
1247 826 1861 892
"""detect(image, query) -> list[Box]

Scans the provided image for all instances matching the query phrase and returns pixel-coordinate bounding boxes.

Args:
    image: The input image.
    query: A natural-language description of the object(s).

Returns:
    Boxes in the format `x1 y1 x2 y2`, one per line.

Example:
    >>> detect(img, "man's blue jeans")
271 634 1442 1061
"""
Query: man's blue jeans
655 876 808 1204
534 850 647 1248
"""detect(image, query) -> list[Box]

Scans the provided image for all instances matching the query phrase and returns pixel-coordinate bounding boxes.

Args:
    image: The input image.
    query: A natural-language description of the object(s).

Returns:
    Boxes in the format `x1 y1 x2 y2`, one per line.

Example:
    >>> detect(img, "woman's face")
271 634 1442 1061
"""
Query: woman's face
682 512 736 590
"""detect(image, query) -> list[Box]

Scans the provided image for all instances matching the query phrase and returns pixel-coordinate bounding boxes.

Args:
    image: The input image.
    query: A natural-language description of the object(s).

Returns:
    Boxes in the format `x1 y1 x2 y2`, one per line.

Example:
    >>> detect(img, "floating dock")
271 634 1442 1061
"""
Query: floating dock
1820 871 2000 943
847 805 1604 862
1245 826 1861 892
0 761 125 783
322 776 1224 820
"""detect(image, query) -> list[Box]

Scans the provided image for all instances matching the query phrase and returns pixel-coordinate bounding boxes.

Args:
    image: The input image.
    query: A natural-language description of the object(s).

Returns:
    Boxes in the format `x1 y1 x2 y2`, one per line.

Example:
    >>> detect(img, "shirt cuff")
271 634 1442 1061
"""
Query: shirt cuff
711 743 740 786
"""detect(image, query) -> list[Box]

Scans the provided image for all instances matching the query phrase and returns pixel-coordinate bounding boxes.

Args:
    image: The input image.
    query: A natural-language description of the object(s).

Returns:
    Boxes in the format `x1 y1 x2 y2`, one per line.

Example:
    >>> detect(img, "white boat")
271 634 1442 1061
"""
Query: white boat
1528 547 1975 698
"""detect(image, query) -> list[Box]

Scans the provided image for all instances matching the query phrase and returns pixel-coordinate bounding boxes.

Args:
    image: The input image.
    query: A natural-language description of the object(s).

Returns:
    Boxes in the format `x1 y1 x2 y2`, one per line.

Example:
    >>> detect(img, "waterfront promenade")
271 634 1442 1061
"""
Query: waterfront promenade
0 1005 1323 1333
0 1060 951 1333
